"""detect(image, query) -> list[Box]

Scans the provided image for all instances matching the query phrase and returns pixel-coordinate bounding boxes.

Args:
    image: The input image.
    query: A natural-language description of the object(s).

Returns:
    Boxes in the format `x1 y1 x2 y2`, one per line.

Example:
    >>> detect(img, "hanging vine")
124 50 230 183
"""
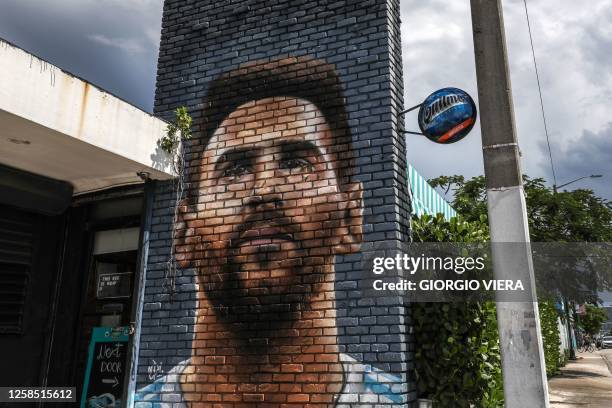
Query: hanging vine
158 106 192 299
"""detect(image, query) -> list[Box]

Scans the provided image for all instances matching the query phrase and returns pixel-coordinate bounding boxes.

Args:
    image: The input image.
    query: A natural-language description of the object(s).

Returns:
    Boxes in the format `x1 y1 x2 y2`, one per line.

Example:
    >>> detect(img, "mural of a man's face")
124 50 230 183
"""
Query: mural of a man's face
148 59 411 408
178 96 362 321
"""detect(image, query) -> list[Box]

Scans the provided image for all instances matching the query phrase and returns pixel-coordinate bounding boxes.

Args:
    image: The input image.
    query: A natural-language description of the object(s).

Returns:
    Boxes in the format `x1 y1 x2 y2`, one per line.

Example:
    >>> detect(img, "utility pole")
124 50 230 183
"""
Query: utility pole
470 1 550 407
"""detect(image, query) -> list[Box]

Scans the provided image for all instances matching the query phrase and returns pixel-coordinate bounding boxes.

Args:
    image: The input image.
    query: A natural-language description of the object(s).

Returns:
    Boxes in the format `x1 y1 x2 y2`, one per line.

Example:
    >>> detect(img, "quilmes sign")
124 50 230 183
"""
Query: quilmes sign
418 87 477 144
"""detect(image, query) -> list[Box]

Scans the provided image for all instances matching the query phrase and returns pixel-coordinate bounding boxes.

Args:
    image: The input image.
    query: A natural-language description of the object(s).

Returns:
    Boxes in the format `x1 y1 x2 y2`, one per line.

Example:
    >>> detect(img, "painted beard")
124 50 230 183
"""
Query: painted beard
198 210 332 328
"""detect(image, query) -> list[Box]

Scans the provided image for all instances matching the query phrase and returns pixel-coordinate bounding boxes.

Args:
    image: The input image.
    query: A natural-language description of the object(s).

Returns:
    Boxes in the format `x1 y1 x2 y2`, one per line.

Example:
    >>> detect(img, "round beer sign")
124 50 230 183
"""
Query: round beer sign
417 88 477 144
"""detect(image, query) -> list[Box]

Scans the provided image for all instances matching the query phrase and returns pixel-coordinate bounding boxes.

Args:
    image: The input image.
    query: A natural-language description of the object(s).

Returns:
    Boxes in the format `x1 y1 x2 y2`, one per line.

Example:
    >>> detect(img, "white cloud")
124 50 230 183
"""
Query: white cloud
88 34 146 54
144 27 162 49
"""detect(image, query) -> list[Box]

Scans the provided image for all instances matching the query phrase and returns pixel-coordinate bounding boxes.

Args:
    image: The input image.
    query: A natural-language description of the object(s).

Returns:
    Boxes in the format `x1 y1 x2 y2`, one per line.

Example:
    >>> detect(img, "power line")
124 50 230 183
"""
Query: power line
523 0 557 187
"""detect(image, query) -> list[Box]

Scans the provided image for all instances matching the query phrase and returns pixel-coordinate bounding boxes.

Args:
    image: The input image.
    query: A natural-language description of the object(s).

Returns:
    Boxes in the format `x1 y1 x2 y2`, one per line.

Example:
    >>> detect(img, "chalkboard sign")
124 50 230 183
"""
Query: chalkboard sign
96 273 132 299
81 327 129 408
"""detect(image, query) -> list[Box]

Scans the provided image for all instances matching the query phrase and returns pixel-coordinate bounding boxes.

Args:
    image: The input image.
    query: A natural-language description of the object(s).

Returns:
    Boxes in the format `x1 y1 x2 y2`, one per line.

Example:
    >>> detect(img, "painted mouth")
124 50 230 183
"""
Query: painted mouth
234 227 294 247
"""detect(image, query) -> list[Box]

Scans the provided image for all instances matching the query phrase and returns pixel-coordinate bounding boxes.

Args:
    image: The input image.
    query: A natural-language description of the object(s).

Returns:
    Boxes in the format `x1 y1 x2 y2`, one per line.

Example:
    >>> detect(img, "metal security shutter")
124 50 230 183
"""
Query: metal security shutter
0 206 35 334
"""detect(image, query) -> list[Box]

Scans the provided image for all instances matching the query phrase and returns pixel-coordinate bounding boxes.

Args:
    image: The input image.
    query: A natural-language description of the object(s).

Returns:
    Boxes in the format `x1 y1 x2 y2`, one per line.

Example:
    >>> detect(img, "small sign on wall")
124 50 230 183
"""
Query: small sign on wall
81 327 129 408
96 273 132 299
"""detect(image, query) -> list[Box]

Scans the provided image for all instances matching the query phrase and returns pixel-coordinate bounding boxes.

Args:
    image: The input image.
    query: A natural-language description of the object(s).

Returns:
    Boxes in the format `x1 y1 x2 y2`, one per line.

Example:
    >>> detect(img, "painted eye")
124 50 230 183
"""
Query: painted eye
223 164 251 177
279 158 313 171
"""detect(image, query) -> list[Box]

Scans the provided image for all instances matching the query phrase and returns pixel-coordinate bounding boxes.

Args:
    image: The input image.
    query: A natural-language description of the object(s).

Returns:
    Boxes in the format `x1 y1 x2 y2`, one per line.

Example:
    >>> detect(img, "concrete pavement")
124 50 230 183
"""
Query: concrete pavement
548 349 612 407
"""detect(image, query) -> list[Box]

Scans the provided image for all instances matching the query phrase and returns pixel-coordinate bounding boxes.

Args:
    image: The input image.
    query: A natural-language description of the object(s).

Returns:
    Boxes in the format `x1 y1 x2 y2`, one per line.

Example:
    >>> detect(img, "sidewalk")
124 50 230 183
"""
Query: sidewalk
548 349 612 407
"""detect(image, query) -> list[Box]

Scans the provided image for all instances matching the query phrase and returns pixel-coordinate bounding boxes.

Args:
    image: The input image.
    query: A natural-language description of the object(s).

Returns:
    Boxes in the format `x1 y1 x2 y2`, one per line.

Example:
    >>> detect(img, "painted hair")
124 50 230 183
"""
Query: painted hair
189 56 356 190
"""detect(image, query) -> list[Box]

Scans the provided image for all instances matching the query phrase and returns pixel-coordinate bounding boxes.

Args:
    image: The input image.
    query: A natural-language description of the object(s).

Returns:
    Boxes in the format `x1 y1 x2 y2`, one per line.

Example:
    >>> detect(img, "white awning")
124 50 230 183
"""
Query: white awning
0 39 174 194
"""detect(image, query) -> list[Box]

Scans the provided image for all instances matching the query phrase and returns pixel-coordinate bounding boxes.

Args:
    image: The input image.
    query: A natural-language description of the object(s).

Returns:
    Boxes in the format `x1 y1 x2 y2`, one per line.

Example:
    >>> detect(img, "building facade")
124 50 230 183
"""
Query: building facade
133 0 415 406
0 38 173 406
0 1 463 406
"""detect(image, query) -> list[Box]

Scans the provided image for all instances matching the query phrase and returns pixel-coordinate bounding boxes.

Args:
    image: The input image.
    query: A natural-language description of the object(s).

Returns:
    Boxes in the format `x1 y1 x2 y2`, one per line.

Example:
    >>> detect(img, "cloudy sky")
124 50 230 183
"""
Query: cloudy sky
1 0 610 198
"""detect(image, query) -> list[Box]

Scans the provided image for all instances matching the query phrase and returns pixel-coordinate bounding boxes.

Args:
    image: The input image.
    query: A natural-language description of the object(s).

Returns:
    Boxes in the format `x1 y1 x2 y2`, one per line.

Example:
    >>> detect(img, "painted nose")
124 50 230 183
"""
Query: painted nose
245 178 283 210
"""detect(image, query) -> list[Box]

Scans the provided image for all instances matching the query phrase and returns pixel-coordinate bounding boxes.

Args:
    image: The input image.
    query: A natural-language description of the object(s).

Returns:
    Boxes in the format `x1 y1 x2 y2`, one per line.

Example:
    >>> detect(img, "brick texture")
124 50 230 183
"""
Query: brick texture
136 0 415 406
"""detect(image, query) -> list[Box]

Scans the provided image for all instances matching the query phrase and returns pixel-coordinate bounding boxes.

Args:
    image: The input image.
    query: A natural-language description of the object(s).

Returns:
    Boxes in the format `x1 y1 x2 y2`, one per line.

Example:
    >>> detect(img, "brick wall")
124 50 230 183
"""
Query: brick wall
136 0 415 406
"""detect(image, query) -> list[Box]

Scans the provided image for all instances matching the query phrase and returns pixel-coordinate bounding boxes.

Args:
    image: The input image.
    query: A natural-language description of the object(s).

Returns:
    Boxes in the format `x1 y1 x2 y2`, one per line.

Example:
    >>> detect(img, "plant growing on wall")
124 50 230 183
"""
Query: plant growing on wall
158 106 192 296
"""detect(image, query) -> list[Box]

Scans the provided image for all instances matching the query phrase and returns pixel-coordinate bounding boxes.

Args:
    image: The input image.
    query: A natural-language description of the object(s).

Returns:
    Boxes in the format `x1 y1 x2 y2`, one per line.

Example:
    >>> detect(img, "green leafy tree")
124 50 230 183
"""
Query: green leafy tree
580 304 608 336
429 175 612 242
429 175 612 303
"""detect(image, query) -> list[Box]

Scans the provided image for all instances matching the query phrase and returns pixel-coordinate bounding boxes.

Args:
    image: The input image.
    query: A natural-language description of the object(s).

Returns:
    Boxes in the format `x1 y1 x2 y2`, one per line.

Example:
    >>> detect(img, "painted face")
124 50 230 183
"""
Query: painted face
179 96 360 315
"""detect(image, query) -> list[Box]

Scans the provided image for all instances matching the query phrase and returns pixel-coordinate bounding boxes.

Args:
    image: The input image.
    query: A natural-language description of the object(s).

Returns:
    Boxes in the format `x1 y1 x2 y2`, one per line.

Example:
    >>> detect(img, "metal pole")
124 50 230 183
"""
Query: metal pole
470 1 550 407
564 299 576 359
554 174 603 191
122 180 155 408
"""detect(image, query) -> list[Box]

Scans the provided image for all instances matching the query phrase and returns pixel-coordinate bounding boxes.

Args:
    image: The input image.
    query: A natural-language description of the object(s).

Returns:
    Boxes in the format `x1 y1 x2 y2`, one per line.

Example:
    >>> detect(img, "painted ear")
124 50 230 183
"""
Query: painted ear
333 181 363 255
173 198 196 269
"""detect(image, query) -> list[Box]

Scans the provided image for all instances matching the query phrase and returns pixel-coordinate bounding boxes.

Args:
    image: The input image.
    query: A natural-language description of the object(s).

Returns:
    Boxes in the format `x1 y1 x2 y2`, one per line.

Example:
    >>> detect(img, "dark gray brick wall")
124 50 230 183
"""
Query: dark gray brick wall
136 0 415 405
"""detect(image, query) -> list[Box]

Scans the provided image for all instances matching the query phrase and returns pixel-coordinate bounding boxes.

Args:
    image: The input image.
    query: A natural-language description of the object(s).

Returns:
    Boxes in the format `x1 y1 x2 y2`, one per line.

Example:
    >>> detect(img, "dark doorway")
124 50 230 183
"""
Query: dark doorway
0 204 64 386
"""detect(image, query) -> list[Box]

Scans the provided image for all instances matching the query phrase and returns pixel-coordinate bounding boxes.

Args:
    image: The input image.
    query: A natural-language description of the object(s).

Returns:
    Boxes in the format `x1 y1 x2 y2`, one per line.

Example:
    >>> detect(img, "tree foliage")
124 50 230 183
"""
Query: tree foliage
429 175 612 242
428 175 612 303
580 304 609 336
